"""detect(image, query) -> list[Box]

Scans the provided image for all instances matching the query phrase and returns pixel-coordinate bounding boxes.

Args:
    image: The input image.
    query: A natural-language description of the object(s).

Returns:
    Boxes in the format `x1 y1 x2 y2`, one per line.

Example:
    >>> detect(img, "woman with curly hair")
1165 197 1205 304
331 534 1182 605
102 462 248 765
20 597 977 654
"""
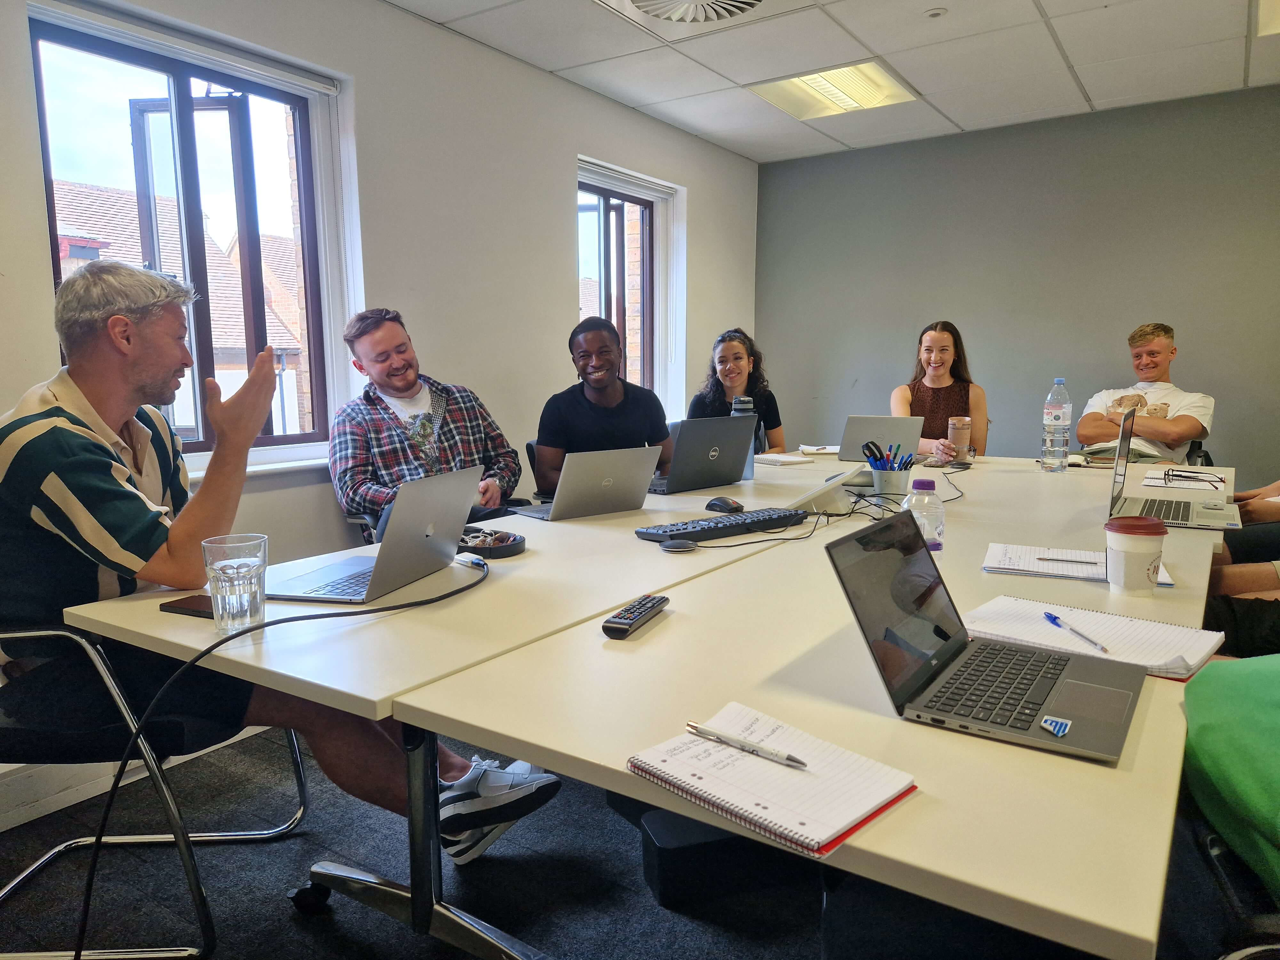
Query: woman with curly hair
687 328 785 454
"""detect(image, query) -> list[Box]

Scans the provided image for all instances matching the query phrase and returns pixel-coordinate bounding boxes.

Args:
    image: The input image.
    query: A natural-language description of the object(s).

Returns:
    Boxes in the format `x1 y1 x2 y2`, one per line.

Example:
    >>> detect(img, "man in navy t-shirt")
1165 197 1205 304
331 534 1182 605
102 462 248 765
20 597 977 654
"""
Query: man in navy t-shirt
534 317 673 494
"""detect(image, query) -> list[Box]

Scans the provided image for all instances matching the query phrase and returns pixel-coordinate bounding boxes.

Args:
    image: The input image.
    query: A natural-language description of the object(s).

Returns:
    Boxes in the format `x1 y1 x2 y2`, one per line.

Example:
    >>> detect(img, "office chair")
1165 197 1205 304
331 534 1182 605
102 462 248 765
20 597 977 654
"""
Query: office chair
1196 819 1280 958
525 441 554 503
1187 440 1214 467
0 627 309 959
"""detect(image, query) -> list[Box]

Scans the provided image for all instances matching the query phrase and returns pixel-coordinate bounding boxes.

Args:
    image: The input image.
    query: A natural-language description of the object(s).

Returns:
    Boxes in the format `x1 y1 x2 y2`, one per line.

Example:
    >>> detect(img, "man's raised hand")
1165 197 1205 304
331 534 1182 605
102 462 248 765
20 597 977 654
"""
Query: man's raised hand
205 346 277 453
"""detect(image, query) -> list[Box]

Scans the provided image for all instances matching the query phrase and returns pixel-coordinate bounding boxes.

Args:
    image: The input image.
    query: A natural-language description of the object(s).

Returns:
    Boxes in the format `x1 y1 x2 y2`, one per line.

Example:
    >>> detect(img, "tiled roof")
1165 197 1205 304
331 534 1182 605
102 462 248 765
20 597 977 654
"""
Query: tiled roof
53 181 300 355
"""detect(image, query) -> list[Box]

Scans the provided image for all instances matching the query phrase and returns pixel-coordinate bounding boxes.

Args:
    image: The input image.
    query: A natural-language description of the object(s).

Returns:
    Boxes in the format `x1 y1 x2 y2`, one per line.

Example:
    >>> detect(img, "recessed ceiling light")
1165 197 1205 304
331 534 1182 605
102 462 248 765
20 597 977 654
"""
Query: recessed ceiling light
1260 0 1279 36
748 61 915 121
631 0 762 23
924 7 948 18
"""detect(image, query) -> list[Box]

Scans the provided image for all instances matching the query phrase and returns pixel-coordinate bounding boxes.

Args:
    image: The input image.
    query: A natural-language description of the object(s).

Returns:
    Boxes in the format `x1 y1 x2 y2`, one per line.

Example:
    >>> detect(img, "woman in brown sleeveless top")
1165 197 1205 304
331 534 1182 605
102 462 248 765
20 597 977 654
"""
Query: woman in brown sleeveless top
890 321 988 463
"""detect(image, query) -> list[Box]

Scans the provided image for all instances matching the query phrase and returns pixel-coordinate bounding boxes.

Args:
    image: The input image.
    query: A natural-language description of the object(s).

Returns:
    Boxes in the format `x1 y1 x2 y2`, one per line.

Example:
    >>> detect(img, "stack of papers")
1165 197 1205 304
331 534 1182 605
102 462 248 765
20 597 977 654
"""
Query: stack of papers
983 543 1173 585
963 595 1223 679
799 444 840 456
755 453 814 466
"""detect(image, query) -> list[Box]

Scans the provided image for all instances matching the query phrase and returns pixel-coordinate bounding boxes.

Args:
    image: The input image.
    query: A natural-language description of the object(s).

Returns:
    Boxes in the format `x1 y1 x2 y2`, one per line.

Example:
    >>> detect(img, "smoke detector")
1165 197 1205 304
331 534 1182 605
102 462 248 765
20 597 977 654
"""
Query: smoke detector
631 0 763 23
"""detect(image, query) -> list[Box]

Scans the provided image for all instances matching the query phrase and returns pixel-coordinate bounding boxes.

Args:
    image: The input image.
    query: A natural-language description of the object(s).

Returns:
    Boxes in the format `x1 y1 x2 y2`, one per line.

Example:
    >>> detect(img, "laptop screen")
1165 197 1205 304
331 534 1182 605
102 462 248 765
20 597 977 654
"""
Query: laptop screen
1108 407 1137 513
824 512 969 713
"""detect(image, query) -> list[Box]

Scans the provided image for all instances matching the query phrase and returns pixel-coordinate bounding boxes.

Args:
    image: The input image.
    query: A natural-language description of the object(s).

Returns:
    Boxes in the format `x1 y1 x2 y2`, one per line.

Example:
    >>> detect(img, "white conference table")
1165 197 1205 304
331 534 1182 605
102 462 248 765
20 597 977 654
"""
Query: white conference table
393 458 1225 960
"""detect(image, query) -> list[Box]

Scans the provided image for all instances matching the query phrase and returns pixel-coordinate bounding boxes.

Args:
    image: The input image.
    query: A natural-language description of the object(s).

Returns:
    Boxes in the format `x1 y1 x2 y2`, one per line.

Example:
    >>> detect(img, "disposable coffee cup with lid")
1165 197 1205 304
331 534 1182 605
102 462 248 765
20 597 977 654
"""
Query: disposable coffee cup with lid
1103 516 1167 596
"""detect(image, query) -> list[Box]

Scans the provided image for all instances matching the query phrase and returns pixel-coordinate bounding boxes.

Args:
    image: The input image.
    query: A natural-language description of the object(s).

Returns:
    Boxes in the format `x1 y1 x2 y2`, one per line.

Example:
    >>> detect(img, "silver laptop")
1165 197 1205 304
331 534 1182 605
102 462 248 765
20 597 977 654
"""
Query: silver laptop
649 416 756 495
785 469 860 516
825 512 1146 763
267 467 480 604
513 446 661 521
838 416 925 487
1108 407 1241 530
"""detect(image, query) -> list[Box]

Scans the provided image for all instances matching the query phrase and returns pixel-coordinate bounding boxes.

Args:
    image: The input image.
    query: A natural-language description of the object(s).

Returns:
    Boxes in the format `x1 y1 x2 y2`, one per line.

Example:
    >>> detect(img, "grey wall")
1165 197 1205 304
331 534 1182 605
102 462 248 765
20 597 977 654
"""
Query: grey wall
756 87 1280 489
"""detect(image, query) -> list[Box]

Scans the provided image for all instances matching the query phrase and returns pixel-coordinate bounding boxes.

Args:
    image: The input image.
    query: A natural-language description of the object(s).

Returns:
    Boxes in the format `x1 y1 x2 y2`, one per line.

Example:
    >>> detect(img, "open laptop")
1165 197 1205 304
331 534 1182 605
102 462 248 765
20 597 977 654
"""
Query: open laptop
1108 407 1241 530
513 446 661 521
825 512 1146 762
837 416 925 487
649 415 756 495
785 469 860 516
268 467 480 604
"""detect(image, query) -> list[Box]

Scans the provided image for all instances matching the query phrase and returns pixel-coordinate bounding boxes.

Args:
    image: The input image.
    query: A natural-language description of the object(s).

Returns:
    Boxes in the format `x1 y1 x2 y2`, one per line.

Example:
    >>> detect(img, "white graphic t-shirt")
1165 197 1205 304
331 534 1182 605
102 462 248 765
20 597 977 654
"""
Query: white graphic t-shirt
1080 382 1214 462
382 387 443 474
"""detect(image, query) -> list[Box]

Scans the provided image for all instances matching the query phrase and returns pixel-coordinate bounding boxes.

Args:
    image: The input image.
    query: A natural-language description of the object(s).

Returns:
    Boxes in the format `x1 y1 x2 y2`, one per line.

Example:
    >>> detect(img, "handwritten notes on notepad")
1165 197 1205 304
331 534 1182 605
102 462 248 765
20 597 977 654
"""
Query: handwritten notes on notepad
984 543 1173 586
627 703 915 858
963 596 1222 679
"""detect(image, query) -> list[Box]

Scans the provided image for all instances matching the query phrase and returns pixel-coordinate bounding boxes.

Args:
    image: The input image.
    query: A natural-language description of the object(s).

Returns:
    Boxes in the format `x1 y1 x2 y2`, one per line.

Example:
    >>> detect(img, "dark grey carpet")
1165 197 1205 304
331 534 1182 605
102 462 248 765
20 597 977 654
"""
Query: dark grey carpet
0 729 822 959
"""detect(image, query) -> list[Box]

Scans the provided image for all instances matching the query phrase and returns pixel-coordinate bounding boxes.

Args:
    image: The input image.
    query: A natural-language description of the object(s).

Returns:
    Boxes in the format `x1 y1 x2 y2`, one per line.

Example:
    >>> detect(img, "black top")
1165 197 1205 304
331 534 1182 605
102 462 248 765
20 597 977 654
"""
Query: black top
687 389 782 431
688 389 781 453
537 381 670 453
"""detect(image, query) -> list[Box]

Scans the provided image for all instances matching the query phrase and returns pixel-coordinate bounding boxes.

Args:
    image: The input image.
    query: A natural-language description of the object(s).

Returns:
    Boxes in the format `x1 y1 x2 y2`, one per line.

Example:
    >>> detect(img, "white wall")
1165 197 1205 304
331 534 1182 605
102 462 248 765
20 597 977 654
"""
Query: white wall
0 0 759 559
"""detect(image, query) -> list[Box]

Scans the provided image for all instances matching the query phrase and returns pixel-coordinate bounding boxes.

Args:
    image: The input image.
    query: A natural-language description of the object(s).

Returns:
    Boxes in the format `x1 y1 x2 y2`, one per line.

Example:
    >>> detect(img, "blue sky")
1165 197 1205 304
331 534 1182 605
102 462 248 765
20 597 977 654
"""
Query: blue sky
39 40 297 250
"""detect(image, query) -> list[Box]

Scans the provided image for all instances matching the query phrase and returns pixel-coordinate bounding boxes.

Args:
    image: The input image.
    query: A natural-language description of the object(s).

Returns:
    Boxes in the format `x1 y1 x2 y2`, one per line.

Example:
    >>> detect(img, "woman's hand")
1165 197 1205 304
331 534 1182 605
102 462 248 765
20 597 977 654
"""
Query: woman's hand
929 437 956 462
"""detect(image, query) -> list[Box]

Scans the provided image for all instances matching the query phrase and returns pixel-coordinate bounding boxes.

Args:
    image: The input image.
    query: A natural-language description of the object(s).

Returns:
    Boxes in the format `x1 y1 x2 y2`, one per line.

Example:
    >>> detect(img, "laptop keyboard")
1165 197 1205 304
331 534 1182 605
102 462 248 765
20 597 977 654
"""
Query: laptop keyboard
925 643 1068 730
1140 498 1192 524
648 477 668 494
304 568 372 598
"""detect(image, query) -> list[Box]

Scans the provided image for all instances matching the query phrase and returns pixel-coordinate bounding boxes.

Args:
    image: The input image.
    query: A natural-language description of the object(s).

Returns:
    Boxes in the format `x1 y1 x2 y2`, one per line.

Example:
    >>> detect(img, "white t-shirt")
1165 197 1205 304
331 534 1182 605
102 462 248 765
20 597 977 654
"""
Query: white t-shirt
1080 382 1214 463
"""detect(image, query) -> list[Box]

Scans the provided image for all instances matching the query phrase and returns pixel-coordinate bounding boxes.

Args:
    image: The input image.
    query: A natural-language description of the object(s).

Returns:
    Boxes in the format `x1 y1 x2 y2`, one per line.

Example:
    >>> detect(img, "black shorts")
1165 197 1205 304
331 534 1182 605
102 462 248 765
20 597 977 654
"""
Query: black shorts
1223 521 1280 564
1 636 254 755
1204 596 1280 659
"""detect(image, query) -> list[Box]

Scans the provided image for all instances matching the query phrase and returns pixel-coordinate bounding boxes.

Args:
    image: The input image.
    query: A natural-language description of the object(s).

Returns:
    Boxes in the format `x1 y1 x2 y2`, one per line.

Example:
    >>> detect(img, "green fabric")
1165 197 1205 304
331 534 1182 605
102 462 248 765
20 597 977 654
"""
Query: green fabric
1184 655 1280 901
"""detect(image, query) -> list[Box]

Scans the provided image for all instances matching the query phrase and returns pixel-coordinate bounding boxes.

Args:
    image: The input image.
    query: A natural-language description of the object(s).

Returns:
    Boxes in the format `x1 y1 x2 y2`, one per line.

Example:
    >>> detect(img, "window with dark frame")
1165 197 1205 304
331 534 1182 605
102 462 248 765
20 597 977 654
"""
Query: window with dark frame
577 181 654 389
30 19 328 452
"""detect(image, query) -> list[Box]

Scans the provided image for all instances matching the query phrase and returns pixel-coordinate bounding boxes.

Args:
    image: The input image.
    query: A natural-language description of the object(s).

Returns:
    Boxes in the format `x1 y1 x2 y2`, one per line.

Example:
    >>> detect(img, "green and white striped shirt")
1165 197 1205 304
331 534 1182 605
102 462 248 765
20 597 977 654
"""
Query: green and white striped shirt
0 369 189 629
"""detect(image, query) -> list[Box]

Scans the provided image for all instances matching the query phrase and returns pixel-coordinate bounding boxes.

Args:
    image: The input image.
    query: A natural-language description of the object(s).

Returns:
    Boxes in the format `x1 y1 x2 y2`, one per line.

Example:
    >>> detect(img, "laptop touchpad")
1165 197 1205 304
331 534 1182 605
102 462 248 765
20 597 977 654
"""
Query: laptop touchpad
1048 681 1131 725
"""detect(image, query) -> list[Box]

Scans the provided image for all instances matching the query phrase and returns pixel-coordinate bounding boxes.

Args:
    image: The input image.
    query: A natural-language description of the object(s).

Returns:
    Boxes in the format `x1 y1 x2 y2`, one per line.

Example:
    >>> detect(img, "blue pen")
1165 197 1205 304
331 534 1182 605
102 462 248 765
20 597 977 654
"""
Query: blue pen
1043 612 1109 654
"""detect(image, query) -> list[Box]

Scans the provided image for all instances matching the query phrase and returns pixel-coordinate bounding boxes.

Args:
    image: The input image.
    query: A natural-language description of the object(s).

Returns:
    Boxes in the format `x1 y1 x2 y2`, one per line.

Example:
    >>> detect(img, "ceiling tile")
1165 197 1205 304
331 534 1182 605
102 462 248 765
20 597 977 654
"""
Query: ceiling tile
556 47 735 106
885 21 1064 94
639 86 848 161
960 102 1090 130
1251 33 1280 85
595 0 813 43
1052 0 1246 67
806 98 959 146
928 62 1086 127
1039 0 1108 13
448 0 661 72
824 0 1041 55
388 0 515 23
1079 37 1245 108
671 8 871 85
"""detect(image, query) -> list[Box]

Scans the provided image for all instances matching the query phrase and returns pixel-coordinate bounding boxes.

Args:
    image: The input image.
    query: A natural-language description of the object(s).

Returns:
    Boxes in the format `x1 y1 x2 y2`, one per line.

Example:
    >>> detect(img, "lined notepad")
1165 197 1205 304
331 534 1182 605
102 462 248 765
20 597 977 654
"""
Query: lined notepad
983 543 1173 586
627 703 915 858
1142 469 1225 490
799 444 840 456
755 453 814 466
963 595 1223 679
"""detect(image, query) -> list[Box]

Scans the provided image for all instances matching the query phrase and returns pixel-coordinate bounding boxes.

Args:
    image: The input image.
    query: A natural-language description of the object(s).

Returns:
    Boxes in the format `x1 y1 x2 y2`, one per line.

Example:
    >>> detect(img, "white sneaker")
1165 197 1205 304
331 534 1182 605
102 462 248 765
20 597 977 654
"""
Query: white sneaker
442 821 515 865
438 757 560 835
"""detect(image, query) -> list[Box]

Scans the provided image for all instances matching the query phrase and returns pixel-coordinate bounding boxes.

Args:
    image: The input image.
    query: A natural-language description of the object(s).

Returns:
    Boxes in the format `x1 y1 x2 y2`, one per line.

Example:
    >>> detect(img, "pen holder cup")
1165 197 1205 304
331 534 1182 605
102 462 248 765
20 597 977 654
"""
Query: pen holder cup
871 469 912 497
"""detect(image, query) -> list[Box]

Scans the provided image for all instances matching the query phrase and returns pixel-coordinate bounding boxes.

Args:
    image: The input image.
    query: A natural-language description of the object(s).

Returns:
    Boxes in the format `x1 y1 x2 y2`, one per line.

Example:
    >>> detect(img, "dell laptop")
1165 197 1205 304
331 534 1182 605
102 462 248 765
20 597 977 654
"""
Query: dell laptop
513 446 661 521
825 512 1146 762
1108 407 1241 530
268 466 480 604
648 415 756 495
838 416 925 487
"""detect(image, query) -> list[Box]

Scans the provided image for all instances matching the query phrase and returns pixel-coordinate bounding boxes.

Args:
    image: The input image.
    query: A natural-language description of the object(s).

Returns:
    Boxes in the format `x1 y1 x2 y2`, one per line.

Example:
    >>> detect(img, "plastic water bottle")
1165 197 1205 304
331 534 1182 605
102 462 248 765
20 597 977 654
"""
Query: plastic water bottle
731 395 755 480
903 479 944 552
1041 378 1072 473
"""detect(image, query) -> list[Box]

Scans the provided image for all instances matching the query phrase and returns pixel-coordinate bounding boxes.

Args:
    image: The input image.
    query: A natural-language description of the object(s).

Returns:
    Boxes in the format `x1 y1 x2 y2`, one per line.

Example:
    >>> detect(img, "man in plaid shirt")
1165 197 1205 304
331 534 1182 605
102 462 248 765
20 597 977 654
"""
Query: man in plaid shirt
330 308 521 539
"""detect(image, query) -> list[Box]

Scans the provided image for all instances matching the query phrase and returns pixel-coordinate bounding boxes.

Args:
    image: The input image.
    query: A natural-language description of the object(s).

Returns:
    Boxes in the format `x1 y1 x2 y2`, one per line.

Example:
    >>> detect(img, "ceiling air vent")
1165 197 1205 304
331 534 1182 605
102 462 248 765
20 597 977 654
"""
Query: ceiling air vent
631 0 763 23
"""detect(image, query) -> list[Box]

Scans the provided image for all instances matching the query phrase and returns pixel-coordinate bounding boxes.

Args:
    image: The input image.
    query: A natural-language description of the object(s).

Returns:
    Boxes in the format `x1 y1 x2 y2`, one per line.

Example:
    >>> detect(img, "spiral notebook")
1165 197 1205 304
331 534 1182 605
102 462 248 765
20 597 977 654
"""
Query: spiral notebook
963 595 1223 679
627 703 916 858
983 543 1174 586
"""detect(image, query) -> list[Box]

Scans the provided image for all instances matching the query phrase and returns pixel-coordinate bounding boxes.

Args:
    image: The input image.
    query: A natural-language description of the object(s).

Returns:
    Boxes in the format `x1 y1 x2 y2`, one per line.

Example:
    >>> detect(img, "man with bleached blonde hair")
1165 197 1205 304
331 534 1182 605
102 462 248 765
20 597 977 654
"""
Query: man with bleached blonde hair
1075 322 1213 464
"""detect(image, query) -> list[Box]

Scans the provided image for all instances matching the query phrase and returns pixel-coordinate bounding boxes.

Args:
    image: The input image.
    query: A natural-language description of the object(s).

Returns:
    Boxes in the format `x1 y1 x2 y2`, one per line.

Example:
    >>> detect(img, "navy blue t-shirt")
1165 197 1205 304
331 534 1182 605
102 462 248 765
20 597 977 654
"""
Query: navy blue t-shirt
537 381 669 453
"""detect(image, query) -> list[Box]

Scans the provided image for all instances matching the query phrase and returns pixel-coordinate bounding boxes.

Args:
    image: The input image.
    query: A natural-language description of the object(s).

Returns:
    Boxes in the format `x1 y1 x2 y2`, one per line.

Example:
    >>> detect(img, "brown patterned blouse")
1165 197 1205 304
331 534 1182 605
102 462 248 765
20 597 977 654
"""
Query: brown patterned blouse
908 379 970 440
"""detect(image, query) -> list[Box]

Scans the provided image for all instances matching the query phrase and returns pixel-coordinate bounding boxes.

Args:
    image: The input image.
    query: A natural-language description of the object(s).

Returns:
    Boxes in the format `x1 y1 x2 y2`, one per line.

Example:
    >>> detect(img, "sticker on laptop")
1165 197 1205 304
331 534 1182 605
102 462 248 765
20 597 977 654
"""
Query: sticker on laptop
1040 716 1071 738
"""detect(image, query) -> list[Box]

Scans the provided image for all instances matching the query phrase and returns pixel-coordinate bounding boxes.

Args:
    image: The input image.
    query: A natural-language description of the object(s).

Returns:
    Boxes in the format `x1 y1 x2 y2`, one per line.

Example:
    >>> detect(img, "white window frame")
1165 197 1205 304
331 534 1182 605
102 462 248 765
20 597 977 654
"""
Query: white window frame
28 0 361 472
577 158 686 420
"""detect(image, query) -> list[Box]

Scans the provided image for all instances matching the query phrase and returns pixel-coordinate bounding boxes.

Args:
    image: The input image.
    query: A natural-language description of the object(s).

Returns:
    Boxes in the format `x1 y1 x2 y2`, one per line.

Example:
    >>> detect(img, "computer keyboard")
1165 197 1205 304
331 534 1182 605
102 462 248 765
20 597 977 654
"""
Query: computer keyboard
1140 498 1191 524
635 507 808 543
925 643 1068 730
304 568 373 598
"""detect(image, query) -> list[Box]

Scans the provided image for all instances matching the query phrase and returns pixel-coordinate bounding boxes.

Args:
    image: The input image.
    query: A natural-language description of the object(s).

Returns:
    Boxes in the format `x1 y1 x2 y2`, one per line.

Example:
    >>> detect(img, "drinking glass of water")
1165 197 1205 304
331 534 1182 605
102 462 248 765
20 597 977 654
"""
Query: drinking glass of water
201 534 268 635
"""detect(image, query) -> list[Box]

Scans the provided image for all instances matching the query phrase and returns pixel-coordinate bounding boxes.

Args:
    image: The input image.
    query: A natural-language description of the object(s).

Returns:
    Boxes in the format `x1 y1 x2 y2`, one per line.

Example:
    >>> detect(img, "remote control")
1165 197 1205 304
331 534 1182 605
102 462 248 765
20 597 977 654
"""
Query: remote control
602 595 669 640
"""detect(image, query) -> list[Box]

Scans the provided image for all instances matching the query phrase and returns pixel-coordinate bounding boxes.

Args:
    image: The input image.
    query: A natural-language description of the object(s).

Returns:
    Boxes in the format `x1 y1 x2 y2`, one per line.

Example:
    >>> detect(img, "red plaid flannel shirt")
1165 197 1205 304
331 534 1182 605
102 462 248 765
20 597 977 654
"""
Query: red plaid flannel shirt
329 376 521 518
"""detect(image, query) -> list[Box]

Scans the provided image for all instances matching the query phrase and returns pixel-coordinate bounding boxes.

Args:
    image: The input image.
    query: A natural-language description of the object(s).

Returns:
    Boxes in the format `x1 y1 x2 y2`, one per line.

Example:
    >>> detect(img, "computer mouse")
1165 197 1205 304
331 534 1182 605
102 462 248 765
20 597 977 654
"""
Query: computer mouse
705 496 744 514
1202 499 1224 511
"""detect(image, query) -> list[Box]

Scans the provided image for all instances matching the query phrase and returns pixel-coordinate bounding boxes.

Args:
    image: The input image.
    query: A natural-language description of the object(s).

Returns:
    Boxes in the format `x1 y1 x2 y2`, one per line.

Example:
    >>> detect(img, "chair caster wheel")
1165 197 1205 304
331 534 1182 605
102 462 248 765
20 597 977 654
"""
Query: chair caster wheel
288 880 331 914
